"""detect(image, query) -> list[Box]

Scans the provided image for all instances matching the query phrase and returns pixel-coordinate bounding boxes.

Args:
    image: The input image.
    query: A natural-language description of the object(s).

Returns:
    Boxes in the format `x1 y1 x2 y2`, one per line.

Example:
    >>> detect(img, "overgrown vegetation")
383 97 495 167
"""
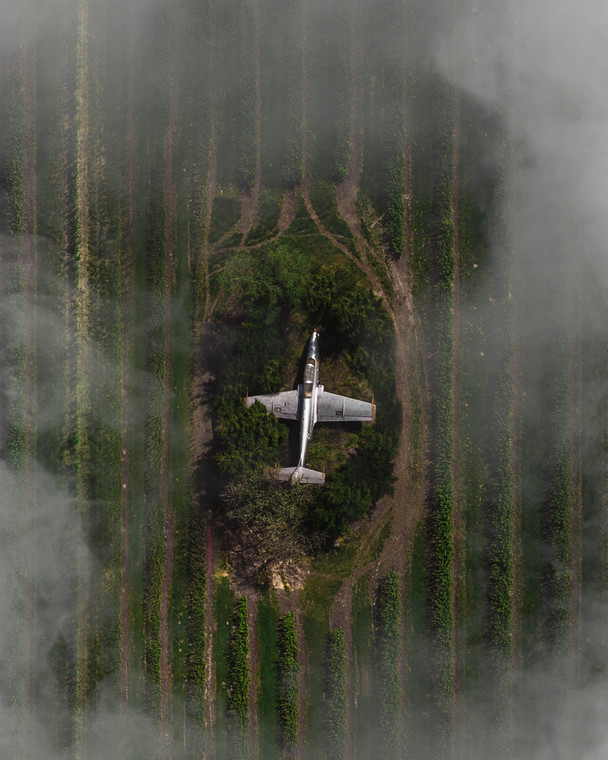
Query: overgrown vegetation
211 242 398 549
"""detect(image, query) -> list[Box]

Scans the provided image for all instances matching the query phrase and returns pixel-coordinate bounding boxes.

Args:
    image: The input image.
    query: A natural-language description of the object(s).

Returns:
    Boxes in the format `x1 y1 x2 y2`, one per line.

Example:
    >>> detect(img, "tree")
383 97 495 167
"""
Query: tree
219 475 316 584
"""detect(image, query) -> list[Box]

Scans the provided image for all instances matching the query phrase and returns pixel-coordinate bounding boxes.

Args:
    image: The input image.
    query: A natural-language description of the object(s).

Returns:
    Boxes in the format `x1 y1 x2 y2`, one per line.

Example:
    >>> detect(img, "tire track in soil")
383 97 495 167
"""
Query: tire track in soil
159 5 178 750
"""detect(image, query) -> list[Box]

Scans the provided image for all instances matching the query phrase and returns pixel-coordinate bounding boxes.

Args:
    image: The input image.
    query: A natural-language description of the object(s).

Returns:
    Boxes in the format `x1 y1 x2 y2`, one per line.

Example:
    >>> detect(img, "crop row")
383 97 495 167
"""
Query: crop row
306 3 353 182
359 0 408 257
540 337 574 649
410 74 457 752
323 629 347 760
216 0 257 188
373 571 402 760
276 612 299 751
226 597 250 759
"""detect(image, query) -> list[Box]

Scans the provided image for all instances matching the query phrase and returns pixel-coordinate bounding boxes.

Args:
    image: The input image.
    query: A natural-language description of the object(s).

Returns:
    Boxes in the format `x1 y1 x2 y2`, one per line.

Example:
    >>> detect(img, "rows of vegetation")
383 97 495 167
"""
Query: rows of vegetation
226 597 250 760
540 336 574 650
373 571 402 760
307 2 353 181
0 2 596 759
216 0 257 188
359 0 408 257
450 97 517 754
276 613 299 752
410 74 458 754
322 629 347 760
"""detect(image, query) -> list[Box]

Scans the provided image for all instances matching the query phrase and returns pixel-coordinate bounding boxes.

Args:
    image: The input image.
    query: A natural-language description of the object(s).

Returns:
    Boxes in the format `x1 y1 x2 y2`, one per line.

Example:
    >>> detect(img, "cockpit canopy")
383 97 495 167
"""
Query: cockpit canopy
303 359 316 398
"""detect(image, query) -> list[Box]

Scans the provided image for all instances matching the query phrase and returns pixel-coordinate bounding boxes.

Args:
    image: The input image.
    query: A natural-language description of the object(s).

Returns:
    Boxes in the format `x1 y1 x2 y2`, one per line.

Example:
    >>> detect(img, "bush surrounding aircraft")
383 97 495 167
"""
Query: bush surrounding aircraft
246 330 376 483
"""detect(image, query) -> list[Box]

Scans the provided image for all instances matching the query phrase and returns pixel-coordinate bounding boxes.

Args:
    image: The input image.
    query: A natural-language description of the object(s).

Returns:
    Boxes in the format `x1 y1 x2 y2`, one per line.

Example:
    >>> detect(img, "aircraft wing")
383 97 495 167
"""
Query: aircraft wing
246 390 300 420
316 391 376 423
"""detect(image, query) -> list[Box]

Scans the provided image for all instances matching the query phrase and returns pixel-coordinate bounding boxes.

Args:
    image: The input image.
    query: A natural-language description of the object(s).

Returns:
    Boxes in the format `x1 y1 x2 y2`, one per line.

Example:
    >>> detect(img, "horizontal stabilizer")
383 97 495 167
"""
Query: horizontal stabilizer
276 466 325 485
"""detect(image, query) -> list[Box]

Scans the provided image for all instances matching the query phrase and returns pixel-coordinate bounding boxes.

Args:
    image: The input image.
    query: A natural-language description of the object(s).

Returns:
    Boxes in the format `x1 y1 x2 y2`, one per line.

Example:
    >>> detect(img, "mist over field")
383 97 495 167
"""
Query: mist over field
0 0 607 758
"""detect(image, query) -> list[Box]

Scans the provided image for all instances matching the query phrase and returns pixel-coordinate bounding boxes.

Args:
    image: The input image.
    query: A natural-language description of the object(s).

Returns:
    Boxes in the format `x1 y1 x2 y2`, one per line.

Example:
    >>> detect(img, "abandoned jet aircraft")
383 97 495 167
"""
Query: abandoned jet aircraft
245 330 376 484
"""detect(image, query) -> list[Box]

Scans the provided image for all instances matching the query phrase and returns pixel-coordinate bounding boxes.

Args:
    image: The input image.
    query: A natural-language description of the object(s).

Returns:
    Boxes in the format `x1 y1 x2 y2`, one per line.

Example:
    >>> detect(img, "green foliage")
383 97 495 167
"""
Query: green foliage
373 571 401 759
310 427 396 540
309 182 353 242
226 597 250 759
276 612 299 750
187 509 207 723
215 396 287 478
245 193 282 245
214 245 398 541
323 629 347 760
540 340 574 648
256 594 281 756
209 196 242 243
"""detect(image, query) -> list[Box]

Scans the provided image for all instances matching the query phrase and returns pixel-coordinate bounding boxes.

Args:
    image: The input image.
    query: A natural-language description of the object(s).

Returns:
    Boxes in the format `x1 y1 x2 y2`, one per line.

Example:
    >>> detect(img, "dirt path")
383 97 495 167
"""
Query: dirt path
159 6 179 749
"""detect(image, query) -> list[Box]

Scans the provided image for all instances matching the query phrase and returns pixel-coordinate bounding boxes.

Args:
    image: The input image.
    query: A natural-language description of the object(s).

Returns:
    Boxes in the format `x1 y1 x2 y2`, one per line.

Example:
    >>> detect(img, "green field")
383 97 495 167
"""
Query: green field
0 1 606 759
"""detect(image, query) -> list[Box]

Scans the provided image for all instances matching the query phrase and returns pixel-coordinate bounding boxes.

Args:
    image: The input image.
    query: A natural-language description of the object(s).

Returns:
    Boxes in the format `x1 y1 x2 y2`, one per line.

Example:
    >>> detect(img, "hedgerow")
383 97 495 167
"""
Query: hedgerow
276 612 299 750
323 629 347 760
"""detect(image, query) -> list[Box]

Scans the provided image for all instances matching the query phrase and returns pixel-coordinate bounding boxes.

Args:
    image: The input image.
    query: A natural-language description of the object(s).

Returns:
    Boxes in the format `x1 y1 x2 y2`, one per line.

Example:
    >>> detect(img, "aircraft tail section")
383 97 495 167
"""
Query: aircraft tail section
276 466 325 485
